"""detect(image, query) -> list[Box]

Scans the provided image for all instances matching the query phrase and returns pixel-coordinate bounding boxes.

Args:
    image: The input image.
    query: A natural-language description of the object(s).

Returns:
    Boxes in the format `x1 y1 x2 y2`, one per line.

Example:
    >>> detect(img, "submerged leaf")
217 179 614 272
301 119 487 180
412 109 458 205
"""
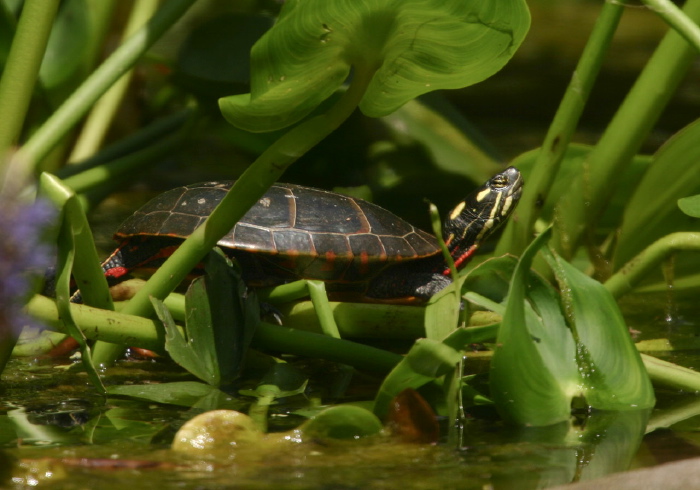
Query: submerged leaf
220 0 530 132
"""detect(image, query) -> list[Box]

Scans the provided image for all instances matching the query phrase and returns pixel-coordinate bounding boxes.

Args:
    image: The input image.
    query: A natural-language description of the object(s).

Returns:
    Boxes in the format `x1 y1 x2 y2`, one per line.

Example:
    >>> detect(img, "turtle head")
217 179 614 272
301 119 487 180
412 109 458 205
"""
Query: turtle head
443 166 523 269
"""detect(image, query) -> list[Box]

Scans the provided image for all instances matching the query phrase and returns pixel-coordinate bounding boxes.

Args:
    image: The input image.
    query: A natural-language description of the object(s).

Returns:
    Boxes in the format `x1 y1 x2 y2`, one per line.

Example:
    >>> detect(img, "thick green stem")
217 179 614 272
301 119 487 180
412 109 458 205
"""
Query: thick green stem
0 0 60 165
25 295 401 373
552 0 700 260
604 232 700 299
496 1 625 256
3 0 196 192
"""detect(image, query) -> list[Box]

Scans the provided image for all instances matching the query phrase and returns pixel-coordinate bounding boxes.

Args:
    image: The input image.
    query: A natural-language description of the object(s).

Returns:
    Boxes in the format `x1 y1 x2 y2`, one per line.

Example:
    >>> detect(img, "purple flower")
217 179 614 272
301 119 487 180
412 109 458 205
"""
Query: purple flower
0 198 57 336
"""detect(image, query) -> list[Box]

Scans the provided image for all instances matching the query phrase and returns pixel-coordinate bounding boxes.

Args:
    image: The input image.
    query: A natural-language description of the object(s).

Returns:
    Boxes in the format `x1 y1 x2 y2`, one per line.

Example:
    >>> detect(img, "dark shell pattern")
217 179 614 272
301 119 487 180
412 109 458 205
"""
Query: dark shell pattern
116 182 439 283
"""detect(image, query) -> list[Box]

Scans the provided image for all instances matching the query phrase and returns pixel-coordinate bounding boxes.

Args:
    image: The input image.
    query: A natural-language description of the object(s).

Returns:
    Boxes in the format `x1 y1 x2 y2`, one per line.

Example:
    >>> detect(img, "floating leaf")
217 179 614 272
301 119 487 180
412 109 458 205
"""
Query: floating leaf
220 0 530 132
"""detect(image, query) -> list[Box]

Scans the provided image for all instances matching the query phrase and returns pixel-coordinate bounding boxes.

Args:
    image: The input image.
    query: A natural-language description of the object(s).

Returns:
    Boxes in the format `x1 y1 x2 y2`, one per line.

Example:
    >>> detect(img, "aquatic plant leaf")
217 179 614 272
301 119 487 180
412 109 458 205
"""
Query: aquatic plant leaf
490 229 577 426
678 194 700 218
220 0 530 132
614 118 700 269
157 249 259 387
544 249 655 410
300 405 383 440
107 382 239 410
510 143 651 231
39 174 108 393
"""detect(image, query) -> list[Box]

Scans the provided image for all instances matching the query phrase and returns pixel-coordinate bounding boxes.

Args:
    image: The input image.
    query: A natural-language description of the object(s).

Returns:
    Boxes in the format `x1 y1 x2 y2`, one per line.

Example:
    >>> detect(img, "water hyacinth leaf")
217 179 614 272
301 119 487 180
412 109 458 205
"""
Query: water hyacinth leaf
678 194 700 218
220 0 530 132
490 228 576 426
543 249 655 411
156 249 259 387
614 118 700 270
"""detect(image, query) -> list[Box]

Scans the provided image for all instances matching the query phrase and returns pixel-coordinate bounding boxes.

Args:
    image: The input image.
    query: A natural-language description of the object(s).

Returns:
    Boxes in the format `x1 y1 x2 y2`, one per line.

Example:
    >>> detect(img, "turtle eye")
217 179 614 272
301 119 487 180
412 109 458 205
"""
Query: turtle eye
491 175 508 189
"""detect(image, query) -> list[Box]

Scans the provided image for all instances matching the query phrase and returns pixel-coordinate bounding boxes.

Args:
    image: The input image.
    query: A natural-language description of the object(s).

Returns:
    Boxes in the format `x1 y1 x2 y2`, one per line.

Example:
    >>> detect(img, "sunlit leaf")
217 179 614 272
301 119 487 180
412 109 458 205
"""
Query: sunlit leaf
490 229 576 426
544 249 655 410
220 0 530 132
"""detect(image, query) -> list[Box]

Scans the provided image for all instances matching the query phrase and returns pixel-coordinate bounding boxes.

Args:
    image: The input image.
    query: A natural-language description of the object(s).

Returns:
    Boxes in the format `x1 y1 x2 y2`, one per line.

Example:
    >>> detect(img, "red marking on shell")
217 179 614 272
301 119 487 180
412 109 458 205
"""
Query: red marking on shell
321 250 337 271
360 251 369 275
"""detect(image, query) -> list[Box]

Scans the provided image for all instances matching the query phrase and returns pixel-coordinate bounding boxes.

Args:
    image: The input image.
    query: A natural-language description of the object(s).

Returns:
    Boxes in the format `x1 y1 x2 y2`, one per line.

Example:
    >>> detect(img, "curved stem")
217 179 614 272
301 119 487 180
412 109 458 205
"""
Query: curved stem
604 232 700 298
641 0 700 52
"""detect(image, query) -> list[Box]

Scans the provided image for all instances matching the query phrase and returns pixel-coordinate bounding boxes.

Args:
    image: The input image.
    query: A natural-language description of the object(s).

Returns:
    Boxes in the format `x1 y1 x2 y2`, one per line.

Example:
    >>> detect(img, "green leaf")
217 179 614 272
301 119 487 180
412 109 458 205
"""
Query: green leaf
614 118 700 269
156 249 259 387
39 173 109 393
220 0 530 132
107 381 239 410
678 194 700 218
544 249 655 411
300 405 383 440
490 229 576 426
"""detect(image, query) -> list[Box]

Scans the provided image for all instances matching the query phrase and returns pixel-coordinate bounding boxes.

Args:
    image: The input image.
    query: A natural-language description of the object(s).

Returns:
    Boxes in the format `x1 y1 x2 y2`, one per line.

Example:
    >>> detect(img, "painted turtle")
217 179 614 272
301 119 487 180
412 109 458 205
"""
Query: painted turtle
101 167 522 301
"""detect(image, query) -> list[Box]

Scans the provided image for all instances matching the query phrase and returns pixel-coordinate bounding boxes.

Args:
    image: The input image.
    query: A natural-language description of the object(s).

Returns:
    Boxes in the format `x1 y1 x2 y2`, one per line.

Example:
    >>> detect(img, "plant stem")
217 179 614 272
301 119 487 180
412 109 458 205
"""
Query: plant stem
641 0 700 52
57 109 193 179
0 0 60 166
68 0 160 163
25 295 402 373
495 1 625 256
642 353 700 392
3 0 197 192
552 0 700 260
604 232 700 299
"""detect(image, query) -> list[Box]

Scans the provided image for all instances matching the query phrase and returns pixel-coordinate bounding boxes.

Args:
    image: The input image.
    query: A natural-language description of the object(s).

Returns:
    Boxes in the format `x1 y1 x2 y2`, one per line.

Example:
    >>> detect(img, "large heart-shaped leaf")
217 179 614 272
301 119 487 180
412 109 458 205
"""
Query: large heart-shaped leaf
220 0 530 132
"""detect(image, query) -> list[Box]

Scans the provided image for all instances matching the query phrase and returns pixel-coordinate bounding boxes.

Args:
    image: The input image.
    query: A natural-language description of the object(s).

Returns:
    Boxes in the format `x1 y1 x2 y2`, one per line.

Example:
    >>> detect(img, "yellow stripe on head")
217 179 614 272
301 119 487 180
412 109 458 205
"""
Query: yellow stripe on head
449 201 466 221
